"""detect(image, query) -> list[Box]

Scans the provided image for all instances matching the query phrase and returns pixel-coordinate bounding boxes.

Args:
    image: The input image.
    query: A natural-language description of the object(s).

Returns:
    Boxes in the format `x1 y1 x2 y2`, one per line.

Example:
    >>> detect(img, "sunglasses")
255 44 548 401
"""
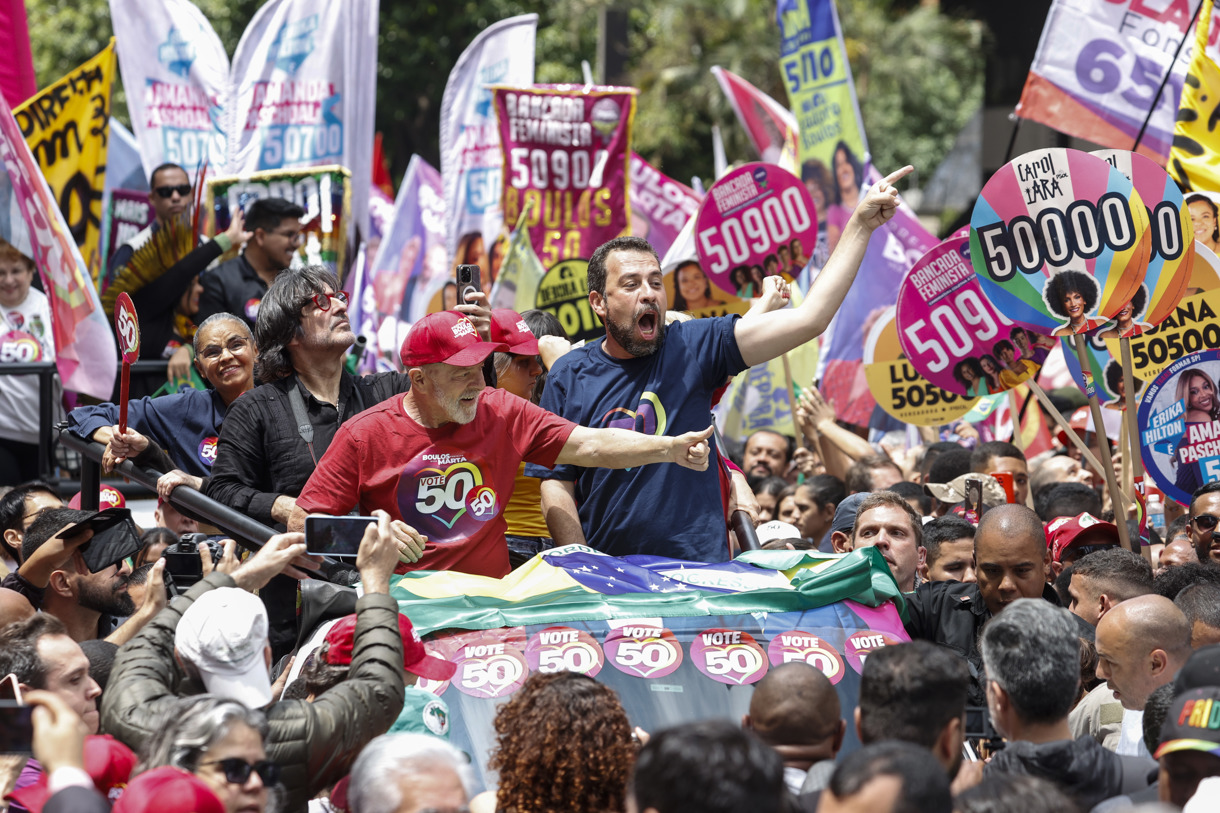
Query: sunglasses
154 184 192 198
201 757 281 786
311 290 349 311
1192 514 1220 532
269 229 305 246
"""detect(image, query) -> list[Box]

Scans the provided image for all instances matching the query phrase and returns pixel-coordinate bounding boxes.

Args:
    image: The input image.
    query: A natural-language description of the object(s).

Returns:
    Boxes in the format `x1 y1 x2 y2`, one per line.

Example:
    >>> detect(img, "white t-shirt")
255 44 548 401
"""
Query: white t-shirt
0 287 62 444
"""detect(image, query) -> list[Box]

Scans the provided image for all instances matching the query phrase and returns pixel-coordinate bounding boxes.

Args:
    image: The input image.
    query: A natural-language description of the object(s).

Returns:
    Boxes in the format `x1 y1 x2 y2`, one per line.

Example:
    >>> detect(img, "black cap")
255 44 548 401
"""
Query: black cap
831 493 871 536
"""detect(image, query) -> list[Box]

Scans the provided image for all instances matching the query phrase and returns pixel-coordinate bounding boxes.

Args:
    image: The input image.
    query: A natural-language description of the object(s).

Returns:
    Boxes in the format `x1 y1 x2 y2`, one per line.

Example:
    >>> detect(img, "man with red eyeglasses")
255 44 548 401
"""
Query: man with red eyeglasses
1188 482 1220 565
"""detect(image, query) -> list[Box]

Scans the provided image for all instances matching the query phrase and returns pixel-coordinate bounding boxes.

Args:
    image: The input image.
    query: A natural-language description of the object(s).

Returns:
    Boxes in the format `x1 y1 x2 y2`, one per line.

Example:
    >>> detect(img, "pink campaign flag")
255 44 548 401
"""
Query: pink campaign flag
710 66 799 169
0 0 36 107
0 89 118 400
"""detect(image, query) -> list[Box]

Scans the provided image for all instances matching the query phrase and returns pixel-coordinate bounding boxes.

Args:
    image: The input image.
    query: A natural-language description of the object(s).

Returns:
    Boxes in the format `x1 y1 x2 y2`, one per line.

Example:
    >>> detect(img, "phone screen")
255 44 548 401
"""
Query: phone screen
0 673 21 703
304 515 378 557
0 701 33 754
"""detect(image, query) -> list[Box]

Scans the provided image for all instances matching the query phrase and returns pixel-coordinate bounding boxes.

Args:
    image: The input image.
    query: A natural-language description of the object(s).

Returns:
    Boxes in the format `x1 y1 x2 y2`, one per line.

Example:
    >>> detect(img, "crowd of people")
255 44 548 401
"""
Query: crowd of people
3 158 1220 812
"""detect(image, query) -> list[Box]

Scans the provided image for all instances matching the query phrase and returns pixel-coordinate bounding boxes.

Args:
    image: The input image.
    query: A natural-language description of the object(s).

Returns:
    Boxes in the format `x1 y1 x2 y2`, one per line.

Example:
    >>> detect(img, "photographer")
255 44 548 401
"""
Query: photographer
101 512 421 813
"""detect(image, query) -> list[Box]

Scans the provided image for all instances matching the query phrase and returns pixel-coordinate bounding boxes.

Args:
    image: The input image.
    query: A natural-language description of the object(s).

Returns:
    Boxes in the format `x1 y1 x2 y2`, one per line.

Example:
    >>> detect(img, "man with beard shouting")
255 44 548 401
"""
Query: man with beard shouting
527 166 913 561
289 311 716 577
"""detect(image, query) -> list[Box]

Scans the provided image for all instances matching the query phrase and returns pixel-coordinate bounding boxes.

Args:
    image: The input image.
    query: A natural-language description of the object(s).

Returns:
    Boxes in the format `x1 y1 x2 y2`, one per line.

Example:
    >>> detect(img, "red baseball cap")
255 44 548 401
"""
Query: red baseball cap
112 767 224 813
68 487 126 510
490 309 540 355
1045 512 1120 563
7 735 137 811
400 311 506 368
323 612 457 681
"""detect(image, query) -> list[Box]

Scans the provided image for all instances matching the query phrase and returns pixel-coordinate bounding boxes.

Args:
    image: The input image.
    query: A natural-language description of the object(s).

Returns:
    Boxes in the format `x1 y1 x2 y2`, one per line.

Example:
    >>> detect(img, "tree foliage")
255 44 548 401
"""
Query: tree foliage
22 0 983 195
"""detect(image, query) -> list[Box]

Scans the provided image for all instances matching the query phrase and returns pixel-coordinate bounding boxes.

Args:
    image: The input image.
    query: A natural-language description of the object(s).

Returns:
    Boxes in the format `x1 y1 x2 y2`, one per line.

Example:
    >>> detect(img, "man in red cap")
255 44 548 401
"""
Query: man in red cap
289 311 715 578
1046 512 1121 578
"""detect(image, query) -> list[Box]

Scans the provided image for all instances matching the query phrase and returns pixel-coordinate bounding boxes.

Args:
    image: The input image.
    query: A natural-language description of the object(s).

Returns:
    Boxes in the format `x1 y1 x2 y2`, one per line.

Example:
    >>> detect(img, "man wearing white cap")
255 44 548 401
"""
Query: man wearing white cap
102 513 419 812
289 311 717 579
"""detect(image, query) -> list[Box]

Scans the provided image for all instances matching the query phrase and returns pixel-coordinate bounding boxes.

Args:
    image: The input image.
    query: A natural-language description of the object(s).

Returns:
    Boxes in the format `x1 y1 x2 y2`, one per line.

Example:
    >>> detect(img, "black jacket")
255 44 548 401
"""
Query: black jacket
904 580 1092 706
986 736 1155 811
197 254 268 330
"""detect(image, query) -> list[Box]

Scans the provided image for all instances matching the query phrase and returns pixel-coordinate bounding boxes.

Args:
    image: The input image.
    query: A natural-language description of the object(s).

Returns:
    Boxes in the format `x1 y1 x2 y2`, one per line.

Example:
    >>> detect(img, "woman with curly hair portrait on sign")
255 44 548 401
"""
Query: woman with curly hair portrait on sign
1046 270 1105 337
480 671 635 813
1097 284 1149 340
1173 367 1220 495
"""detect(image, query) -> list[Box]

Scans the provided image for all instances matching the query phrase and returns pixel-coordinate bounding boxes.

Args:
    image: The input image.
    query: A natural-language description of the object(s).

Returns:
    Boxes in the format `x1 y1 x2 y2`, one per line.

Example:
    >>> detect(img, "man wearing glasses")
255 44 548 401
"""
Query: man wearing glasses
106 163 196 277
1188 482 1220 565
197 197 307 330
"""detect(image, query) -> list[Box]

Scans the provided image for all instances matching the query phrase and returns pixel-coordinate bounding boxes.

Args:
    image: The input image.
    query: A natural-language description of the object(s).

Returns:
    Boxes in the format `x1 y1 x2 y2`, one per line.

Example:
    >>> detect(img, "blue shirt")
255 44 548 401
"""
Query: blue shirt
67 387 228 477
526 316 748 562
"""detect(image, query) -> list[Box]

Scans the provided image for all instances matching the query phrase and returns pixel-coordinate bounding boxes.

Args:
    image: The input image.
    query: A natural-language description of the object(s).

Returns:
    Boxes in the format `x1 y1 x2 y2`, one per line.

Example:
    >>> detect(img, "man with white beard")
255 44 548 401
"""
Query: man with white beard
290 310 716 577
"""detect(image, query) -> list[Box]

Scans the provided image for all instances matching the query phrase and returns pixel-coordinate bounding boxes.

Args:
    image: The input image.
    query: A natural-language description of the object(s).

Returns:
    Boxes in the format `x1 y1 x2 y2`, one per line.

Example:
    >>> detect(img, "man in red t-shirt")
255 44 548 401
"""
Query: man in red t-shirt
290 311 715 577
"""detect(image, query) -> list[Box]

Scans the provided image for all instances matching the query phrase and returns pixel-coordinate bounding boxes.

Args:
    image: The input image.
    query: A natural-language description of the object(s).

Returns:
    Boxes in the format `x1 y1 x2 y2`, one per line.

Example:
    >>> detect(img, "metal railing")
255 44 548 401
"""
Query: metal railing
57 429 357 585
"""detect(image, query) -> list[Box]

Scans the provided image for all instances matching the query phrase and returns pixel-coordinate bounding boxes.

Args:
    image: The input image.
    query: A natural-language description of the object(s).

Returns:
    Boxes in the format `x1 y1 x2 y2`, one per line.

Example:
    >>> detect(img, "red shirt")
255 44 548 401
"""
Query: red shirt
297 388 575 577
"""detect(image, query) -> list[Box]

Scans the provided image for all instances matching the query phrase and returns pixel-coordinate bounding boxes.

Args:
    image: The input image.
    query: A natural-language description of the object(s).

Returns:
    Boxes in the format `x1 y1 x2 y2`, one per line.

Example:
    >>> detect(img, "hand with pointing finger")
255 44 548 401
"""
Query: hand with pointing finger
855 166 914 231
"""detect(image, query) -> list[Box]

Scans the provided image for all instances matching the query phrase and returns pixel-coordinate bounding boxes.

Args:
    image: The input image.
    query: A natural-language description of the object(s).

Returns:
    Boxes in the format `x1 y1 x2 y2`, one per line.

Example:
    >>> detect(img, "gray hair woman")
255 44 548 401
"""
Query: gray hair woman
139 696 280 813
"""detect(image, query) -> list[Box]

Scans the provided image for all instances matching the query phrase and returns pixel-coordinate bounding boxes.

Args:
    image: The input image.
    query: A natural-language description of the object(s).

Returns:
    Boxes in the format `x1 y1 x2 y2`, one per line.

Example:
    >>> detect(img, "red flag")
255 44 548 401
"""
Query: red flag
372 132 394 199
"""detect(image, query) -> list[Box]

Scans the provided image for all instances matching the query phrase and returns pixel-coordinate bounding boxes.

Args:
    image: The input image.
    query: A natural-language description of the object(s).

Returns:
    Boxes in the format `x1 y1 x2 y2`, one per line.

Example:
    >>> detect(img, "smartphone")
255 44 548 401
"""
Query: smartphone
0 701 33 754
304 515 378 557
991 471 1016 503
0 673 21 703
963 478 982 525
456 264 481 305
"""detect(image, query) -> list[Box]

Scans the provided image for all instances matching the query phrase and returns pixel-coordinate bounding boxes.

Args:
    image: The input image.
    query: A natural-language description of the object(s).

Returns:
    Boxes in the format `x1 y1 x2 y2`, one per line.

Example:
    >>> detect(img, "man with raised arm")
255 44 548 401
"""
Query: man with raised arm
528 167 912 561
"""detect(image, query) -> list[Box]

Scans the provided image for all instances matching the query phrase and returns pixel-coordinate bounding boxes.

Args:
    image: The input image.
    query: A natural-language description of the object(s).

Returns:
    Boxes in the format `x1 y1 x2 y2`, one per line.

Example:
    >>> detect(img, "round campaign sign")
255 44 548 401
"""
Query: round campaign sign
1090 150 1194 337
604 623 683 679
864 307 977 426
844 630 904 674
897 234 1051 397
525 626 605 677
689 628 768 686
414 637 458 697
449 630 529 699
1117 243 1220 385
114 292 141 364
767 630 846 685
694 163 818 299
1138 349 1220 507
970 148 1150 338
198 436 219 468
0 330 44 363
532 258 603 344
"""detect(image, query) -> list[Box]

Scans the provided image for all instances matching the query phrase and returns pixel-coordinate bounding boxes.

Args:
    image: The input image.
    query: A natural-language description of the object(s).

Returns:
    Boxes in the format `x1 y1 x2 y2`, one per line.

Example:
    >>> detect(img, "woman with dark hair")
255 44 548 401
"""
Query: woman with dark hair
481 671 635 813
1046 271 1104 337
1097 285 1149 339
753 475 790 524
978 354 1003 394
1188 194 1220 254
1102 360 1126 410
829 141 864 218
953 358 988 397
1173 367 1220 494
671 261 723 312
731 265 754 298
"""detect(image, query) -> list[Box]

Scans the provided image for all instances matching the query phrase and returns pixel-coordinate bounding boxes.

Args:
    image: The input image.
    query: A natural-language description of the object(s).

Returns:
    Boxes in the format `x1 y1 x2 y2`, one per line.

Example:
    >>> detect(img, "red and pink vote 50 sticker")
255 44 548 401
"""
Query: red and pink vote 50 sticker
604 623 684 679
114 292 140 363
525 626 605 677
766 630 846 685
694 163 818 297
689 628 768 686
445 629 529 699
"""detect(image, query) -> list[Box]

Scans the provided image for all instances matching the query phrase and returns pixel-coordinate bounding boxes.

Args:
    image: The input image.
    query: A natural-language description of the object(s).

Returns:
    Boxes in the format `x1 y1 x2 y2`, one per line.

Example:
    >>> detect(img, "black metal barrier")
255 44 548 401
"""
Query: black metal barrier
57 428 357 585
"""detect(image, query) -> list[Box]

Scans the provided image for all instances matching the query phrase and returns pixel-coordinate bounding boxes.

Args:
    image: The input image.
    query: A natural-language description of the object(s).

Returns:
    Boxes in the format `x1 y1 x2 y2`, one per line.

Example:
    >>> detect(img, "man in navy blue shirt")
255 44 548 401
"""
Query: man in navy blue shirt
528 166 912 562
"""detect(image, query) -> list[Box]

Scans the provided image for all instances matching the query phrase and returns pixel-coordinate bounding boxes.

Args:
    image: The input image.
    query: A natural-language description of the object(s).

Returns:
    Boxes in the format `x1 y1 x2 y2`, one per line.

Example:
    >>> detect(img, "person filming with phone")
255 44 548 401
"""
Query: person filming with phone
288 310 717 578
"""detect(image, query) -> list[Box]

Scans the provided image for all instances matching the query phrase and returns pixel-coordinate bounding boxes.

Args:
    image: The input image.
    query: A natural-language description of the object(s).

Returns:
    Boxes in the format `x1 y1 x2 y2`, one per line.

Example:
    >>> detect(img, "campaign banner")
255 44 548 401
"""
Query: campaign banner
970 148 1151 339
1016 0 1218 162
0 88 118 400
102 190 155 293
898 235 1051 398
225 0 379 237
109 0 229 176
392 544 907 791
13 43 115 282
1138 348 1220 506
350 155 446 366
864 307 977 426
629 152 701 259
0 0 36 106
440 14 538 267
777 0 937 426
710 66 799 169
206 165 351 278
1171 0 1220 192
695 163 818 298
494 84 637 271
488 215 547 315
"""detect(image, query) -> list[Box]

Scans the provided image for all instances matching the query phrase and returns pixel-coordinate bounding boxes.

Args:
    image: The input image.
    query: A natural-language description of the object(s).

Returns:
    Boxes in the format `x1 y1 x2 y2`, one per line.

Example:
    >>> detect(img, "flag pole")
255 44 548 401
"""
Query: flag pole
1132 1 1203 151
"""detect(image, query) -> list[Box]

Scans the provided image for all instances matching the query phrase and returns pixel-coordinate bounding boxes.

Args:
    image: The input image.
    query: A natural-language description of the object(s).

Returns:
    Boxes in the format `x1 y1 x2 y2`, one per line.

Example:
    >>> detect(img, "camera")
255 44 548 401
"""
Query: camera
162 533 224 589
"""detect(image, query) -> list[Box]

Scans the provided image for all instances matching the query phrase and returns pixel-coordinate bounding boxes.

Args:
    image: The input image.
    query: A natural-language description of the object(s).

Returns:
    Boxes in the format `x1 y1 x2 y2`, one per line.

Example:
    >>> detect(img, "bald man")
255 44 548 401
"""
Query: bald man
905 505 1065 706
742 662 845 794
0 586 34 626
1156 534 1198 576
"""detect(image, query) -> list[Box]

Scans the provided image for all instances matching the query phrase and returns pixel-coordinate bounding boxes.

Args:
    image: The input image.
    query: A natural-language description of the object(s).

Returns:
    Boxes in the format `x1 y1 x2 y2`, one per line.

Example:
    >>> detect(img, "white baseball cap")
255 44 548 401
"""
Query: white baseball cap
175 588 272 708
756 521 802 544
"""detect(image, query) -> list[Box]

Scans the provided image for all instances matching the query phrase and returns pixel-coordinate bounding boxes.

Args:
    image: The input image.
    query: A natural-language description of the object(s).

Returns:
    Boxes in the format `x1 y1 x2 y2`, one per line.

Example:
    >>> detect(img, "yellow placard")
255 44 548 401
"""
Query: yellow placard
13 42 115 282
864 308 977 426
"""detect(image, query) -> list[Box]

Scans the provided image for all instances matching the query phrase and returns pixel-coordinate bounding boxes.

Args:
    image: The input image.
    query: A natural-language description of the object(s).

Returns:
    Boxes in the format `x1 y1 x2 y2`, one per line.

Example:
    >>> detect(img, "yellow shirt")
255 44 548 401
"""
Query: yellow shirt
503 461 550 537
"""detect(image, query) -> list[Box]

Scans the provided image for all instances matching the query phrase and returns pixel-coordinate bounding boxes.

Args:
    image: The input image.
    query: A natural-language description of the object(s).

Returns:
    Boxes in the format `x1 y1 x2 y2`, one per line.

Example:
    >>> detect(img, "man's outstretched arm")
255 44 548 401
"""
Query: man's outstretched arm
734 165 914 367
554 425 713 471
